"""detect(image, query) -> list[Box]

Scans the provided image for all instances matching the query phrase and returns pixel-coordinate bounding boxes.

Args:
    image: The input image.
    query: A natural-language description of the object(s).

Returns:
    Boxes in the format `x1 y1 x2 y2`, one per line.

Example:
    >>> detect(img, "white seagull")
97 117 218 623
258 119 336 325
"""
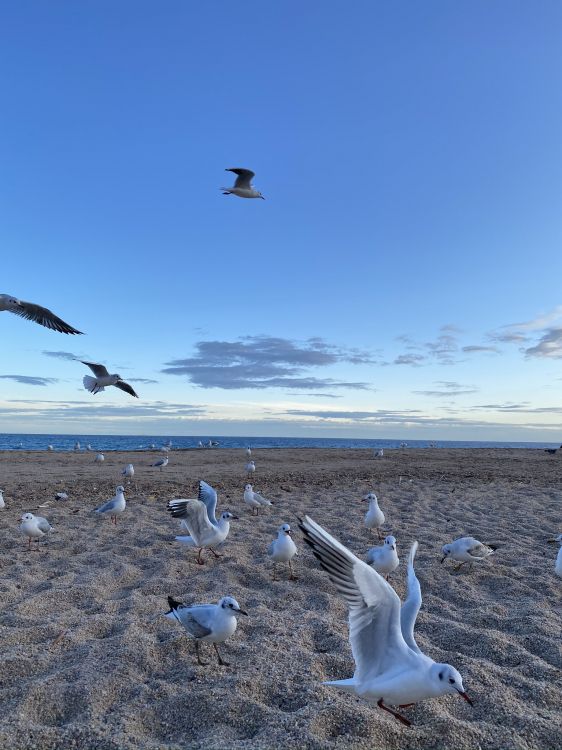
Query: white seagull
81 361 139 398
94 452 105 464
94 485 126 524
363 492 385 539
0 489 5 509
441 537 495 570
0 293 83 334
366 535 399 580
164 595 248 666
47 445 54 451
547 534 562 577
221 168 265 199
55 492 68 501
20 513 53 549
245 460 256 478
245 447 252 457
268 523 298 581
168 498 237 565
243 483 272 515
374 449 384 458
152 456 169 472
299 517 472 726
122 463 134 481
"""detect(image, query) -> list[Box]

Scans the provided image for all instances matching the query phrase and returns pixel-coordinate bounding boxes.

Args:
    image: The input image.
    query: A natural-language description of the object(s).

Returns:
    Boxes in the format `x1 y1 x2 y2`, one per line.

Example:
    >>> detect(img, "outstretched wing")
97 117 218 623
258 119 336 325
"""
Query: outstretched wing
400 542 422 654
81 361 109 378
114 380 139 398
167 499 212 545
198 480 218 525
226 167 255 189
299 516 415 682
12 299 83 335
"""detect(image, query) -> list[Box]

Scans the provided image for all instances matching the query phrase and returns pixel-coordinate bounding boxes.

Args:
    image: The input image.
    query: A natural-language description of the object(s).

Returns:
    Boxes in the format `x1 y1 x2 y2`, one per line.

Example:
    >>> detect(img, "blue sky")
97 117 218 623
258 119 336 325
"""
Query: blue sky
1 1 561 439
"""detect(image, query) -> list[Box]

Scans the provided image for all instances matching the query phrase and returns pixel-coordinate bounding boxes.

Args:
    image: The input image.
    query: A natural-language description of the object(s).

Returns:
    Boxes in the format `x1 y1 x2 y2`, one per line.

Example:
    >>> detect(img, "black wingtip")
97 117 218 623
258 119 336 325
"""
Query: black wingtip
167 595 182 611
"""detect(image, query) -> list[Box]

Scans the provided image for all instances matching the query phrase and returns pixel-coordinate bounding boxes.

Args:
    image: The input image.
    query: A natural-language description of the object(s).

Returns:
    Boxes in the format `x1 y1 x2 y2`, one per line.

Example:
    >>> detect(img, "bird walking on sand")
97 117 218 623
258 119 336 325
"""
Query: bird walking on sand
0 489 4 509
363 492 385 539
441 537 495 571
547 534 562 577
164 595 248 666
94 485 126 524
20 513 53 549
168 497 237 565
245 446 252 457
221 168 265 199
0 293 83 334
152 456 168 472
243 483 272 515
245 460 256 478
122 463 134 482
299 517 472 726
81 362 139 398
94 452 105 464
366 535 399 580
268 523 298 581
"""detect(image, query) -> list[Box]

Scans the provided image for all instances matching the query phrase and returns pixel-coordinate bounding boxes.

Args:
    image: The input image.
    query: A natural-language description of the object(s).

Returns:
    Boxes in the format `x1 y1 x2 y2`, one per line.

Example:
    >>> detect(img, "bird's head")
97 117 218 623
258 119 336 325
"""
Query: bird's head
432 663 472 704
384 535 396 550
280 523 292 536
116 485 125 493
21 513 35 522
244 483 253 491
221 511 238 521
219 596 248 616
441 544 452 562
362 492 377 503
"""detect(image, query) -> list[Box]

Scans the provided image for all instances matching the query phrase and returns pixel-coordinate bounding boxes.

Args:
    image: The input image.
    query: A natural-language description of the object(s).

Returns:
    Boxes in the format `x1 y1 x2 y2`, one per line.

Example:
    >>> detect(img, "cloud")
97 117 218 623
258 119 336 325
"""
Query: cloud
42 350 79 361
461 345 499 354
0 375 59 386
487 331 529 344
412 380 478 398
505 306 562 332
524 328 562 359
284 409 423 422
128 378 159 384
387 330 461 367
470 402 562 414
0 399 206 419
162 336 374 390
390 354 427 366
290 393 342 398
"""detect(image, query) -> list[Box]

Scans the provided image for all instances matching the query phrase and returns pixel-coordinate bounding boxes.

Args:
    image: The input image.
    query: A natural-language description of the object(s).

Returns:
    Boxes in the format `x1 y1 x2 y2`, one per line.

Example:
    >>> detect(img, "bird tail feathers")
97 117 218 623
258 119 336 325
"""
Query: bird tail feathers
83 375 103 394
322 679 357 693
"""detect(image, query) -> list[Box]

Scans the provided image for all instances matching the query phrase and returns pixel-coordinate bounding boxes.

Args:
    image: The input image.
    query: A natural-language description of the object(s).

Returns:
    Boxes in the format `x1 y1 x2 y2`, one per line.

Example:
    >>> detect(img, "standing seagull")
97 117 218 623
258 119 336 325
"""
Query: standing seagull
0 294 83 334
94 485 126 524
221 168 265 199
245 460 256 478
164 595 247 666
441 537 495 571
299 517 472 726
122 463 134 482
20 513 53 549
81 362 139 398
243 483 272 515
94 452 105 465
152 456 169 472
245 447 252 457
363 492 385 539
0 489 5 509
267 523 298 581
366 535 400 580
547 534 562 577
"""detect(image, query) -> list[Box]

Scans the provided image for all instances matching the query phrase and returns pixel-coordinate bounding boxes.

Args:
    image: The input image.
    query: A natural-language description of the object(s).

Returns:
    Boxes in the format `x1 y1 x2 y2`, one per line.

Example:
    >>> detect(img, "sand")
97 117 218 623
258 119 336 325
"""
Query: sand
0 447 560 750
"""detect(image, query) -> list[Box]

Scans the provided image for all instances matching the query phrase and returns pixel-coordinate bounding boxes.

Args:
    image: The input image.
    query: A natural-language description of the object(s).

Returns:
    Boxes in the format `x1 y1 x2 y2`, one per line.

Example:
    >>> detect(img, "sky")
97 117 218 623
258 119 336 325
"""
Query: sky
1 1 561 440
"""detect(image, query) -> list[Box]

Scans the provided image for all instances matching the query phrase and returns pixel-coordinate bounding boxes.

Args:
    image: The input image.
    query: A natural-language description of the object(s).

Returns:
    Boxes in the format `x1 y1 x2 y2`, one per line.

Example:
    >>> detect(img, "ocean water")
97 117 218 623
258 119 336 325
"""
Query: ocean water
0 433 558 452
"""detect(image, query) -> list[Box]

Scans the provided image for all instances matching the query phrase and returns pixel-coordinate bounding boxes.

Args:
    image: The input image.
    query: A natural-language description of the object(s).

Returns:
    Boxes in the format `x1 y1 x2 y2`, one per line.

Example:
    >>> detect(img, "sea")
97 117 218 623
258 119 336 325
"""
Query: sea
0 434 558 452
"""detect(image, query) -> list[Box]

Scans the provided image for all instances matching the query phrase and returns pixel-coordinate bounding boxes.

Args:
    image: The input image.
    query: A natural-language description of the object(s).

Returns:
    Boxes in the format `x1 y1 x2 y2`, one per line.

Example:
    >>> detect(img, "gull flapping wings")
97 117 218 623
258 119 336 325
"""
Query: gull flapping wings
81 361 110 378
168 499 213 543
198 481 218 525
114 380 139 398
400 541 422 654
299 516 417 683
226 168 255 189
1 295 83 335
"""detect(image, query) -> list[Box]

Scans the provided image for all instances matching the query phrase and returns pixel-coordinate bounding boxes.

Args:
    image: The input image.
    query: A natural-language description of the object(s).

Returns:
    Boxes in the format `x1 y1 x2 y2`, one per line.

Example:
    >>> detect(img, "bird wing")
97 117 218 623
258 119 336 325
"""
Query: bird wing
12 300 83 335
198 480 218 525
400 542 422 655
36 517 52 533
81 361 109 378
226 167 255 188
254 491 272 505
114 380 139 398
267 540 275 557
95 497 117 513
168 604 213 638
299 516 414 683
167 499 212 544
466 541 493 559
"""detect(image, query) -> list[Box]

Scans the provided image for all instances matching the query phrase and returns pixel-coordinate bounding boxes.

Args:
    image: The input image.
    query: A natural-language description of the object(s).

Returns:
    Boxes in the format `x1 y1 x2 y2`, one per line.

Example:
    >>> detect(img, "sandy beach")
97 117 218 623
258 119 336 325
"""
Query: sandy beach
0 447 560 750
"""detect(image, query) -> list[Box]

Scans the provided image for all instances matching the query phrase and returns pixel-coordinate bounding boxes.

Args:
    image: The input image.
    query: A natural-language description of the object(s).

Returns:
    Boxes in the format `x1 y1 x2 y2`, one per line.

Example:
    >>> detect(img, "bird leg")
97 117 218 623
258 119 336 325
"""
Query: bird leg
377 529 383 540
209 548 222 558
195 640 208 666
196 548 205 565
377 699 411 727
289 560 298 581
213 643 230 666
27 537 32 551
271 564 277 581
453 561 466 571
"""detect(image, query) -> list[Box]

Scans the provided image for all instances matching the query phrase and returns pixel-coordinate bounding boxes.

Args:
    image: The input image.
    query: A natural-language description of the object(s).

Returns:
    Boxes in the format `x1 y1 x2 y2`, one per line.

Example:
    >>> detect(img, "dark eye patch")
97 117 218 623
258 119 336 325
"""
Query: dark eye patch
449 678 455 684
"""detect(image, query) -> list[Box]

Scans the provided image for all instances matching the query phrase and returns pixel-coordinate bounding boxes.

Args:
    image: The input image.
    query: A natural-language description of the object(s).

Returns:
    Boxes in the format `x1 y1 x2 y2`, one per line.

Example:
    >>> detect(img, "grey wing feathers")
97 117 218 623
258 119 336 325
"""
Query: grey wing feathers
267 541 275 557
114 380 139 398
36 517 52 533
175 608 213 639
95 498 116 514
14 301 83 335
198 481 218 524
226 167 255 188
400 542 422 654
81 361 109 378
168 499 190 519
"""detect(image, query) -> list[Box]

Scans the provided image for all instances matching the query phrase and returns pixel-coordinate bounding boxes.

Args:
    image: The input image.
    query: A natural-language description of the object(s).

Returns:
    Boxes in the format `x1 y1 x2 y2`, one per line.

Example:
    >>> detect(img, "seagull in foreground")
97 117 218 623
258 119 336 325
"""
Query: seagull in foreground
81 362 139 398
164 595 248 666
243 483 272 515
441 537 495 570
363 492 385 539
152 456 169 472
221 168 265 199
20 513 53 549
0 490 5 509
245 460 256 478
547 534 562 577
299 517 472 726
94 485 126 524
268 523 298 581
168 498 237 565
94 452 105 464
0 293 83 334
366 535 399 580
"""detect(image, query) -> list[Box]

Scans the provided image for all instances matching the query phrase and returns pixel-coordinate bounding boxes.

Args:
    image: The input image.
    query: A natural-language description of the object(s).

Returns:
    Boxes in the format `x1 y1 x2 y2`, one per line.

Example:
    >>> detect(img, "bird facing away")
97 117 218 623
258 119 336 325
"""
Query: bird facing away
547 534 562 577
164 595 248 666
441 537 495 570
267 523 298 581
244 483 273 515
94 485 126 524
81 362 139 398
168 498 237 565
366 535 400 580
363 492 385 539
20 513 53 549
299 517 472 726
122 463 134 480
94 453 105 464
0 294 83 334
221 168 265 199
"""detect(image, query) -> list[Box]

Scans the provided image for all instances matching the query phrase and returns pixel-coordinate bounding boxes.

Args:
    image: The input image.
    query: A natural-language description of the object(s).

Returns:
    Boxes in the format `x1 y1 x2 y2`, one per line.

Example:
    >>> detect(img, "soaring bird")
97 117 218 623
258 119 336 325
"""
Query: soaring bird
221 168 265 199
81 362 138 398
0 294 83 334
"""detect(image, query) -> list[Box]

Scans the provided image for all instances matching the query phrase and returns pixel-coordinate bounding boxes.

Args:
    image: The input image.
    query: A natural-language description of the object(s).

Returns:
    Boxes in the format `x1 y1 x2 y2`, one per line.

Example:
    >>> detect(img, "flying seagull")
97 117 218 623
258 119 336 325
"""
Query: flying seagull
221 168 265 199
81 362 138 398
0 294 83 334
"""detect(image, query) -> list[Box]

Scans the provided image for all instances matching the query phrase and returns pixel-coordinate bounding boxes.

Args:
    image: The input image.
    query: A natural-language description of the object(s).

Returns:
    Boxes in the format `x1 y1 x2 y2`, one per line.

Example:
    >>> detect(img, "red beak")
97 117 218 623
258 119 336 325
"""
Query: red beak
457 690 473 705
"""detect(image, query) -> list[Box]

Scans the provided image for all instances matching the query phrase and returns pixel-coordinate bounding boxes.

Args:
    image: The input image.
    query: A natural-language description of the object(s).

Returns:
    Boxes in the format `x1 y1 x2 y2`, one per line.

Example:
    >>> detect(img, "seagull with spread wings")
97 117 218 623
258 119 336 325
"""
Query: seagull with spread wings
221 168 265 199
81 361 138 398
0 293 83 334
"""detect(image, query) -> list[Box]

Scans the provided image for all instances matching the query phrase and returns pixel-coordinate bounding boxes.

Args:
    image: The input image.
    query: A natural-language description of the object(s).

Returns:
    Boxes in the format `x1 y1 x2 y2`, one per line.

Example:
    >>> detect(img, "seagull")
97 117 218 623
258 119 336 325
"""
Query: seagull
363 492 385 539
267 523 298 581
94 485 126 524
221 168 265 199
20 512 53 549
122 463 134 481
299 516 472 726
164 595 248 666
0 489 5 509
441 537 495 570
47 445 54 451
544 445 562 455
94 452 105 464
547 534 562 577
243 483 272 515
0 293 83 334
55 492 68 501
245 460 256 478
366 535 399 580
245 447 252 457
374 449 384 458
81 362 139 398
74 441 81 451
152 456 168 472
168 498 237 565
